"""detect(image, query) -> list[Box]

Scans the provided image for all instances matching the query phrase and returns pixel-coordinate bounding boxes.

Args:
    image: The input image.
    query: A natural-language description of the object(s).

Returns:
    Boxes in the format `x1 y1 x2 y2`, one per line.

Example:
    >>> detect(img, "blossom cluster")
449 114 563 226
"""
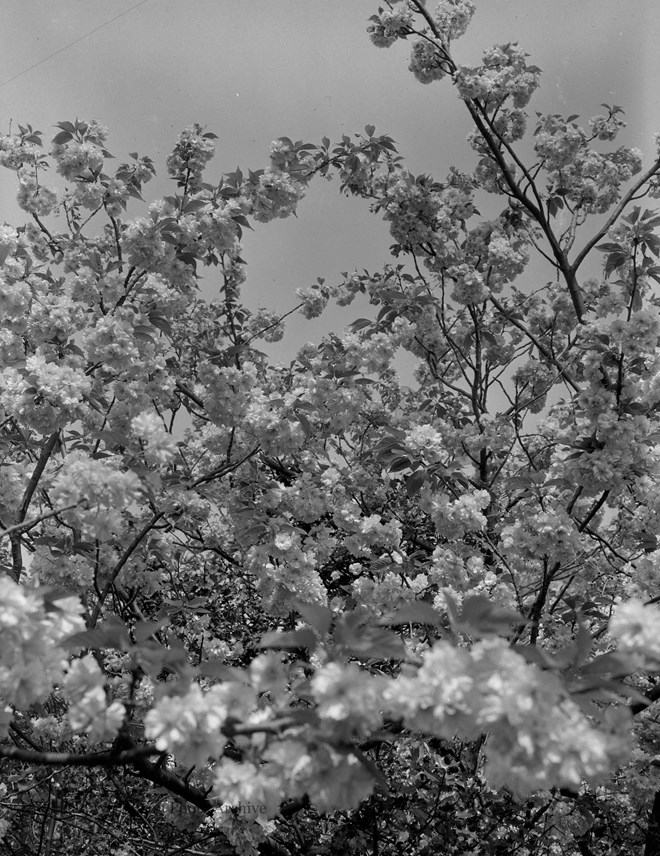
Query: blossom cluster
351 569 430 616
0 354 91 434
30 546 95 591
17 177 58 216
408 40 448 84
295 284 331 319
144 681 258 767
609 599 660 663
382 638 632 794
204 206 242 254
214 740 375 816
432 0 477 42
534 114 643 212
589 110 627 142
456 44 541 109
500 506 581 567
121 214 175 275
131 410 178 465
50 120 108 180
165 123 216 192
0 577 83 714
448 263 488 304
0 133 41 170
246 169 305 223
50 451 143 538
367 6 413 49
245 533 328 613
382 173 445 251
421 487 491 539
64 654 126 744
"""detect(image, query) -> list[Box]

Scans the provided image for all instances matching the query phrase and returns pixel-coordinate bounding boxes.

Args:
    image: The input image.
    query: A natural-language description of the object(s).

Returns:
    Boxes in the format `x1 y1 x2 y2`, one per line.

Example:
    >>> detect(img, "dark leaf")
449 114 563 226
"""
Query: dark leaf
134 618 170 645
296 411 313 437
405 469 425 497
453 595 527 637
293 600 333 636
334 610 406 660
52 131 73 146
380 602 444 626
55 121 76 134
63 616 132 652
258 627 317 651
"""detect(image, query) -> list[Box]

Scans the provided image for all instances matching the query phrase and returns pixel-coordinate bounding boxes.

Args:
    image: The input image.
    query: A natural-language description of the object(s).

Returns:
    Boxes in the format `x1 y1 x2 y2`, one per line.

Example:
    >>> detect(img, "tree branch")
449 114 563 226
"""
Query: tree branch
190 446 260 489
0 504 77 540
571 157 660 274
175 381 205 410
489 295 581 392
0 743 161 767
19 431 60 522
89 511 165 627
631 684 660 716
9 431 60 582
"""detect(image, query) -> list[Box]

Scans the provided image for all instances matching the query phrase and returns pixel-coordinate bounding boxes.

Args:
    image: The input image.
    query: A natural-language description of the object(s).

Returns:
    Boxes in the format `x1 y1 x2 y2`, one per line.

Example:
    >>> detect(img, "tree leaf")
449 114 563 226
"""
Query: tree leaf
380 602 444 626
293 600 333 636
258 627 318 651
453 595 527 637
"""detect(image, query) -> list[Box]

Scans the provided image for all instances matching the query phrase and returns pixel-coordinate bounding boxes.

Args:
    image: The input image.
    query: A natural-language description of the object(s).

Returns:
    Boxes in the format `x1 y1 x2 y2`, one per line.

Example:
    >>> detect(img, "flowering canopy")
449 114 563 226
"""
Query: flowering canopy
1 2 660 854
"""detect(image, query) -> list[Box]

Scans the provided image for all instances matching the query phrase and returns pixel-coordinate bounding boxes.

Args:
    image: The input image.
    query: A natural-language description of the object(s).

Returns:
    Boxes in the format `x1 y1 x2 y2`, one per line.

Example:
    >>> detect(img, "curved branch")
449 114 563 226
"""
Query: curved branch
189 445 260 489
571 157 660 273
465 103 585 321
19 431 60 522
489 295 581 392
89 511 165 627
118 734 215 813
407 5 586 321
9 431 60 582
0 504 77 540
175 380 205 410
0 742 161 767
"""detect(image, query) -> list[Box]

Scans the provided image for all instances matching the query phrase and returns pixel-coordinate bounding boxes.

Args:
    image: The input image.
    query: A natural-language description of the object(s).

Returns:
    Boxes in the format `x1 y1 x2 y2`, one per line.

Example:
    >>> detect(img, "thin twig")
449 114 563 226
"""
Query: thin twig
89 511 165 627
0 504 77 540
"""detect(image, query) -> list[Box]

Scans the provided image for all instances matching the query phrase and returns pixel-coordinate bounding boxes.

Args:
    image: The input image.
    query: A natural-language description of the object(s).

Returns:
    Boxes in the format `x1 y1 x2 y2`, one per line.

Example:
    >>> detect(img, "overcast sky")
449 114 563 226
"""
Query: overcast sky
2 1 659 360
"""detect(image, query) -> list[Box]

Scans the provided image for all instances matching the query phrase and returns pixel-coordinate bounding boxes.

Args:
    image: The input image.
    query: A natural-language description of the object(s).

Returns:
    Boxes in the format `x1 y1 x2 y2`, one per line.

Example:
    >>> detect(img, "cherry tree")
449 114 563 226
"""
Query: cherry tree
1 1 660 854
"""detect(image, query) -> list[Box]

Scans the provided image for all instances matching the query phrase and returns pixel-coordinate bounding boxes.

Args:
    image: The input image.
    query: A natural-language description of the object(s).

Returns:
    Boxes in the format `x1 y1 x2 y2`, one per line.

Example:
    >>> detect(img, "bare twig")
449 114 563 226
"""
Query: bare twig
0 504 77 540
89 511 165 627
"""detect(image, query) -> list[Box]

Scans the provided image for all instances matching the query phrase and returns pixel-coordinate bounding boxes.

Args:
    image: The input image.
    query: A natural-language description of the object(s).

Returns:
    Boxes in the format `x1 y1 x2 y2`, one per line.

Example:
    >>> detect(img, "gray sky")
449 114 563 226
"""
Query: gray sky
1 1 659 359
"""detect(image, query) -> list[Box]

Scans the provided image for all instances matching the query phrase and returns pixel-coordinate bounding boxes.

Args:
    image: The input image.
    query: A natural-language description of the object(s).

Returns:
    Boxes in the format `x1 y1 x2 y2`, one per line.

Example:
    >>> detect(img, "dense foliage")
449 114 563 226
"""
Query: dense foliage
1 2 660 854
